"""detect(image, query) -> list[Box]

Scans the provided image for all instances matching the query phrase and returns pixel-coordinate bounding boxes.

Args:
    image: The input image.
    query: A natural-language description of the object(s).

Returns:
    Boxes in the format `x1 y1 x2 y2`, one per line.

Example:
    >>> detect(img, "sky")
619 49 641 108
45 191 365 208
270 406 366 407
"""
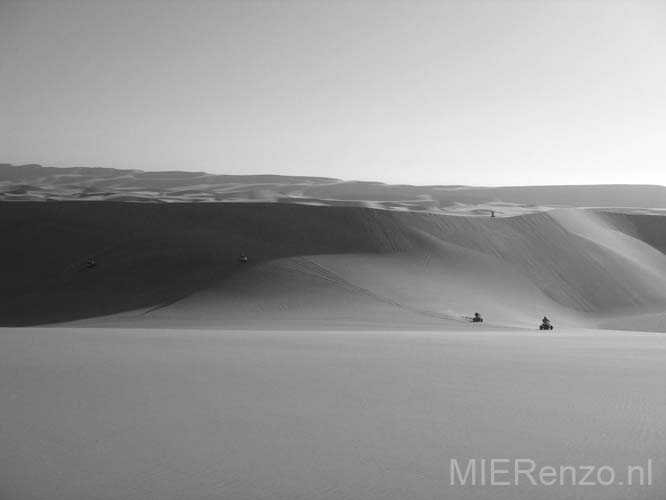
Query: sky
2 0 666 186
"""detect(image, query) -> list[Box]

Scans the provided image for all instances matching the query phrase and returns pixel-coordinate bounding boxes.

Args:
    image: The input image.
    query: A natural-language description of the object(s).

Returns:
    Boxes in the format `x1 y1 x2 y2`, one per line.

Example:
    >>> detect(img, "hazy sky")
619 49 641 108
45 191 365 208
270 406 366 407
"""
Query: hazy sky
2 0 665 186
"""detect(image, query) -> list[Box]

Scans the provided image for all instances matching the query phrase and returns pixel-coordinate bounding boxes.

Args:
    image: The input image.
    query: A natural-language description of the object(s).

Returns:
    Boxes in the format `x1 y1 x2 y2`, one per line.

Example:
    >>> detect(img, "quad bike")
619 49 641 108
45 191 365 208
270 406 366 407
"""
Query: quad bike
472 314 484 323
539 321 554 330
238 255 248 263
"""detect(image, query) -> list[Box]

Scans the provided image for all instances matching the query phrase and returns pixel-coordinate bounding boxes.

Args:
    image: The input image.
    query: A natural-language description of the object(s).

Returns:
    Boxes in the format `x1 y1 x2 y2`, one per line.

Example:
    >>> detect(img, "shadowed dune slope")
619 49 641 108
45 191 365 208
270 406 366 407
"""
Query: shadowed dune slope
3 202 666 329
0 202 413 326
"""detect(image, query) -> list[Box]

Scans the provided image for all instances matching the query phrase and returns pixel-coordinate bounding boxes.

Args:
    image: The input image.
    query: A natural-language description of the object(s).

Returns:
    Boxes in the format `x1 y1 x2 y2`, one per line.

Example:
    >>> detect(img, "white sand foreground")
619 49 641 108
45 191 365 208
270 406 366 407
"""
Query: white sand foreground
1 326 664 500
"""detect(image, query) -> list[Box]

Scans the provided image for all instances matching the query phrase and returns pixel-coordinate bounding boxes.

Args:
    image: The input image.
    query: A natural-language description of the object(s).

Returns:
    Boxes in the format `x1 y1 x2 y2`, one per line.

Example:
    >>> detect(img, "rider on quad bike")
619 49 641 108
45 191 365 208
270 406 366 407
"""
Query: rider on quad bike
472 312 483 323
539 316 553 330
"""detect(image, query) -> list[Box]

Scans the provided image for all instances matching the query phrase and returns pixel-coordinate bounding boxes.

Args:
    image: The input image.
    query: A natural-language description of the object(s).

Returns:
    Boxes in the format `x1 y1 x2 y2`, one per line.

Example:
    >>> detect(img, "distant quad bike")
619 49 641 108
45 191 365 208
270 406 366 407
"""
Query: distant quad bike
472 313 483 323
86 259 97 269
238 254 248 263
539 321 554 330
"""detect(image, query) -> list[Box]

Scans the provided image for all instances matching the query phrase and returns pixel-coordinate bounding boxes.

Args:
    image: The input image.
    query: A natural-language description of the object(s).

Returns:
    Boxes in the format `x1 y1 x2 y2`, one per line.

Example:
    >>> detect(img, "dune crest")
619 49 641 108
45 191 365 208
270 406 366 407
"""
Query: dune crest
2 192 666 331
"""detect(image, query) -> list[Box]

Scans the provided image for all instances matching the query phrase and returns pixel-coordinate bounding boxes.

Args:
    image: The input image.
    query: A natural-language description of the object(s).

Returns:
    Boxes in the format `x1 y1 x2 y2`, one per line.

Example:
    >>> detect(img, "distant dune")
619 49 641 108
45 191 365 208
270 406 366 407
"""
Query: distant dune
4 163 666 212
3 165 666 331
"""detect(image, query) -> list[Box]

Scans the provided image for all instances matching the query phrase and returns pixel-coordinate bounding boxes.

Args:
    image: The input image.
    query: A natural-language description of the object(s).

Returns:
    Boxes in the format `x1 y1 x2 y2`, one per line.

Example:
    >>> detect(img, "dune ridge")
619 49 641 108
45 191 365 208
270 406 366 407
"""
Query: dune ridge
2 198 666 331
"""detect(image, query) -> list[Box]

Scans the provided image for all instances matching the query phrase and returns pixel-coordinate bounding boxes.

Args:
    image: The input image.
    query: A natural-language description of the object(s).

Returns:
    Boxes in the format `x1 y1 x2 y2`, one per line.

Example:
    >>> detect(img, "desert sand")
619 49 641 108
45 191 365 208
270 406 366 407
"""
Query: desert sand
2 327 665 500
1 164 666 499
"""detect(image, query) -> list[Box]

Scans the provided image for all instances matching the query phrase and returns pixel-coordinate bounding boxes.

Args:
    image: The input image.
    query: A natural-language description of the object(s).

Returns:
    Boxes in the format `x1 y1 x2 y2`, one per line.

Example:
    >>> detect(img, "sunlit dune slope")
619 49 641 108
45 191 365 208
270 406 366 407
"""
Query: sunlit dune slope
3 201 666 329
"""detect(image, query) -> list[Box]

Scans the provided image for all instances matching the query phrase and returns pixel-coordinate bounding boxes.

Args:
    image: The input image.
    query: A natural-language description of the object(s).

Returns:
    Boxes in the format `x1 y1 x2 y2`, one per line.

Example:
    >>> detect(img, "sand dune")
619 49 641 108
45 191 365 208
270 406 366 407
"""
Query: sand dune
3 164 666 331
4 164 666 213
3 165 666 500
3 196 666 331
